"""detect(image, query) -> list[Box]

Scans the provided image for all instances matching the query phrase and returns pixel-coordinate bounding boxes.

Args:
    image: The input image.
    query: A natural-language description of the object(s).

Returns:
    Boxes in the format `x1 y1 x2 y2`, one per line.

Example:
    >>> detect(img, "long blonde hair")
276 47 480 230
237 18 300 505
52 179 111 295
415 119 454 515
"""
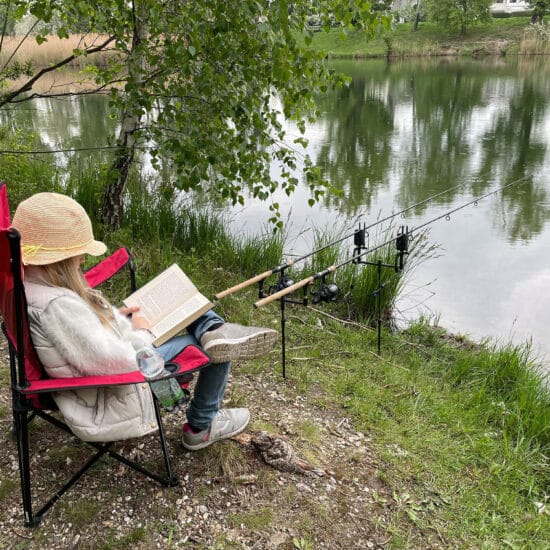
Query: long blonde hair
40 258 115 326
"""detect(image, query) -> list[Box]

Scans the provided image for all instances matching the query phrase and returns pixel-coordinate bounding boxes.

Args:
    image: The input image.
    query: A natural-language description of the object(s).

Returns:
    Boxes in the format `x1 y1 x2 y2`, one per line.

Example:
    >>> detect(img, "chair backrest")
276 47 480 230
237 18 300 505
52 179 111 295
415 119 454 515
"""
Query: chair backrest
0 184 47 408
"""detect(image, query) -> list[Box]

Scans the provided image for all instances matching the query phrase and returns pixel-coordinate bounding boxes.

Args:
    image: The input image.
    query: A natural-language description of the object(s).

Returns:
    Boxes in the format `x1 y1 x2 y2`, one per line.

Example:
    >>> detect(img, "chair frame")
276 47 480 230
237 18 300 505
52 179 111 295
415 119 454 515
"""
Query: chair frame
2 211 209 526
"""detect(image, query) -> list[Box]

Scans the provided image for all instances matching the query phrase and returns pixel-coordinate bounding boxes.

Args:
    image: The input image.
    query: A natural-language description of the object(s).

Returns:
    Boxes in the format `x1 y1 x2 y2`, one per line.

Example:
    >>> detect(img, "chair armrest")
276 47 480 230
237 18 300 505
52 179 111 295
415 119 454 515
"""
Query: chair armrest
19 344 210 395
84 248 133 289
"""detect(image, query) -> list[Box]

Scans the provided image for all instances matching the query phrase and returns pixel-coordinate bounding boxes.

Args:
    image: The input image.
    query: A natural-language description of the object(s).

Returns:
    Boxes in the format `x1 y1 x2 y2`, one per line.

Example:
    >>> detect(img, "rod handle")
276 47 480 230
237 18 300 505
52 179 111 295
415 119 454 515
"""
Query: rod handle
254 276 314 308
215 270 274 300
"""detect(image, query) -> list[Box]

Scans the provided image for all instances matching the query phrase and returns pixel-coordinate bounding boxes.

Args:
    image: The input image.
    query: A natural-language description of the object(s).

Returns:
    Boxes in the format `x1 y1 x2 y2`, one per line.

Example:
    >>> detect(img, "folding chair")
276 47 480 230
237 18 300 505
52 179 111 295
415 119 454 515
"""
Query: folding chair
0 183 210 526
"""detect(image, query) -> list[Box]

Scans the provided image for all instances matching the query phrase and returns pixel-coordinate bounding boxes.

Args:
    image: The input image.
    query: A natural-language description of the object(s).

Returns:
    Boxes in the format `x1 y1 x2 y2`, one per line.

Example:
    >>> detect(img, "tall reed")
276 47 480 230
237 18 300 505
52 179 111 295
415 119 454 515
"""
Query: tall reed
519 23 550 54
289 222 435 324
0 127 59 210
0 34 115 69
63 165 285 282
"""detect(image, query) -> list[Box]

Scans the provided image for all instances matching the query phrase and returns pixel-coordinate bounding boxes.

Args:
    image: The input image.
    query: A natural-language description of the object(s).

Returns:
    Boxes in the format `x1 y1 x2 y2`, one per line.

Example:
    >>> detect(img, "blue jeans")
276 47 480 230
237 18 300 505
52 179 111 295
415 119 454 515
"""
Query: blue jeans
155 310 230 430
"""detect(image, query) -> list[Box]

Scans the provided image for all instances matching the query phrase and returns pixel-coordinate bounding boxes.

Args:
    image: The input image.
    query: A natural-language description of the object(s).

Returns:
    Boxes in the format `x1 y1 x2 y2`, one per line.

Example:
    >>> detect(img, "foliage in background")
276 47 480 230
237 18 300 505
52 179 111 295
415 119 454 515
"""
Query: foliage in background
0 126 58 205
520 20 550 52
424 0 492 35
305 16 535 57
529 1 547 23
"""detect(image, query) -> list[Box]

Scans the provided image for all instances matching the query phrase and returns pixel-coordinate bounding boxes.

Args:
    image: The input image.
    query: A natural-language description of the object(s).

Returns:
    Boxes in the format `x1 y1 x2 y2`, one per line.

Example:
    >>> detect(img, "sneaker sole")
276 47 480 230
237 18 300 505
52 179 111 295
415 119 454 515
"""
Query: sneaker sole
202 330 278 363
182 415 250 451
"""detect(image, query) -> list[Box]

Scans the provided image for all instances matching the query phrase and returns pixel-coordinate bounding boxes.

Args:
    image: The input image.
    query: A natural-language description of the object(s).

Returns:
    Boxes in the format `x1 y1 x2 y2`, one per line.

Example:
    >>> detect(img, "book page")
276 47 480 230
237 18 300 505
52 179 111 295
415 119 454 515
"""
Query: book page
123 264 212 337
152 293 211 336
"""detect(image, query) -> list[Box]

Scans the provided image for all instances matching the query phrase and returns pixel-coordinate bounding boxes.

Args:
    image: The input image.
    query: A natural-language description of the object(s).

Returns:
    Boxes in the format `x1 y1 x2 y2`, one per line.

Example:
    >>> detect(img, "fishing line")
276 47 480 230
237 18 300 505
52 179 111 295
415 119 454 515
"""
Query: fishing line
254 175 531 308
215 179 479 300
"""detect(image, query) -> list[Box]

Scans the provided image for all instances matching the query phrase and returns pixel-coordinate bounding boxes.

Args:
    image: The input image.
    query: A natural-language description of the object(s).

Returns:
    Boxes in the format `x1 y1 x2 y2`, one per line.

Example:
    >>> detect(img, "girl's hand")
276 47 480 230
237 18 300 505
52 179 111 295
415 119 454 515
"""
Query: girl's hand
119 306 151 330
119 305 140 317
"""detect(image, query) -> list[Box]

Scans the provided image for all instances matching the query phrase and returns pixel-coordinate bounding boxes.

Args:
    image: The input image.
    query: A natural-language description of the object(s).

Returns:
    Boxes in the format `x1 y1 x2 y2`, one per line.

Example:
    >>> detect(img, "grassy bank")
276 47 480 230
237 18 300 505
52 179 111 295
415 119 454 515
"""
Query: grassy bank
0 17 547 84
1 143 549 546
307 17 550 58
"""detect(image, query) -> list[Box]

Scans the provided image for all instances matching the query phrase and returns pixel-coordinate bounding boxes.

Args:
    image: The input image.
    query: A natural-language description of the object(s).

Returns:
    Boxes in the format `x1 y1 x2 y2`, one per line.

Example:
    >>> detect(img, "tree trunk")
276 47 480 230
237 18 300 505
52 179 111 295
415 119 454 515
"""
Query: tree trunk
101 0 147 228
101 112 140 227
412 1 421 32
413 12 420 32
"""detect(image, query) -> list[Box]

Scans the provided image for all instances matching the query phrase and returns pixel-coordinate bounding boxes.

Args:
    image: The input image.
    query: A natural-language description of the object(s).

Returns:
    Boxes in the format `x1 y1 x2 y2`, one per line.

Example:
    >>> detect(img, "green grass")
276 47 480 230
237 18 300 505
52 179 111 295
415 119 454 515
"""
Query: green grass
0 478 18 502
97 527 149 549
271 309 550 547
60 498 102 529
197 439 250 478
306 17 537 58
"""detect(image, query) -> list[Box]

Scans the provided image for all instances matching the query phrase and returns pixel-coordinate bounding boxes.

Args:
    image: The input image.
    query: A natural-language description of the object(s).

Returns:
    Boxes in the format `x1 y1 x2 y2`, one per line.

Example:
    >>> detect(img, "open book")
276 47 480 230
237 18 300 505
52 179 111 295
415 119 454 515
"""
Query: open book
123 264 213 346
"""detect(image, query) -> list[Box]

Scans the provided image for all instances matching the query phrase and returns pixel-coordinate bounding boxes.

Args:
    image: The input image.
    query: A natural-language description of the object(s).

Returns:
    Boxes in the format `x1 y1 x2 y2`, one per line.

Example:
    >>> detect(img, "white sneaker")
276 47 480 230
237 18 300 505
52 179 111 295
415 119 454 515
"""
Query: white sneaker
200 323 278 363
182 408 250 451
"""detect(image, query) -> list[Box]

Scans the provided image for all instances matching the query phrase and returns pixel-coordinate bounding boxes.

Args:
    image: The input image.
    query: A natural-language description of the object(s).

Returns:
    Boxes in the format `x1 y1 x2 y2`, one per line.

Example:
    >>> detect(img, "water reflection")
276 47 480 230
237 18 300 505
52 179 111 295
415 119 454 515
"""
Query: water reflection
3 58 550 245
1 93 116 169
315 60 394 216
318 58 550 243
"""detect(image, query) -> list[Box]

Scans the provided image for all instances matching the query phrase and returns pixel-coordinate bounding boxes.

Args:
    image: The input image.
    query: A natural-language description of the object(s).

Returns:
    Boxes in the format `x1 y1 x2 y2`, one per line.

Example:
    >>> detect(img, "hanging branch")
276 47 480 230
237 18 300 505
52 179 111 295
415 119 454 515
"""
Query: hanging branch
0 34 116 107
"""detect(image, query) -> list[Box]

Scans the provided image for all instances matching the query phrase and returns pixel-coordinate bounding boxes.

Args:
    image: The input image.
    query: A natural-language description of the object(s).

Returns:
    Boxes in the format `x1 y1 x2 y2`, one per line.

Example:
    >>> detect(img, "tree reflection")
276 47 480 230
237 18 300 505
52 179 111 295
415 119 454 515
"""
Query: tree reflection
313 58 550 242
396 62 486 213
314 60 394 216
477 79 549 243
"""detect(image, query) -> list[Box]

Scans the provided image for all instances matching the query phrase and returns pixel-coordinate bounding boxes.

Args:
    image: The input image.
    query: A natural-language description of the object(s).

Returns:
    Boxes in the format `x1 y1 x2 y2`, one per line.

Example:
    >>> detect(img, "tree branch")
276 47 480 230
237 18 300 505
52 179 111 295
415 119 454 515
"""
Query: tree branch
0 34 117 107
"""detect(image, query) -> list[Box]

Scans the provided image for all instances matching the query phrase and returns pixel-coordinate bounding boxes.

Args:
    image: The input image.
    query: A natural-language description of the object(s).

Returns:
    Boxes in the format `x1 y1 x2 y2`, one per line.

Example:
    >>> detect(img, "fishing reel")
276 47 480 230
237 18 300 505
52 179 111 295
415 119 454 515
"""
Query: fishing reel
257 274 295 301
258 276 294 299
311 276 339 304
394 225 409 271
268 276 295 295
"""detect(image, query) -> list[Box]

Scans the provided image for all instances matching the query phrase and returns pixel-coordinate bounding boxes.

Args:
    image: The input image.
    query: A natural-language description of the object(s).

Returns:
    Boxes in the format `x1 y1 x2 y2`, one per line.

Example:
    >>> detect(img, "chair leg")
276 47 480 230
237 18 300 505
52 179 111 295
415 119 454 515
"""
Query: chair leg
12 401 178 526
13 409 39 527
153 396 179 486
34 444 110 521
37 404 179 487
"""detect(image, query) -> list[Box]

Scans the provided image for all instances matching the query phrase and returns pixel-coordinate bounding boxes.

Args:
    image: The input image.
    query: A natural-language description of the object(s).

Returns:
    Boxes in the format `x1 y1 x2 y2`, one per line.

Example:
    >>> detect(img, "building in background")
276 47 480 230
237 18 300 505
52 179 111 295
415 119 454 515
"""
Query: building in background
490 1 531 15
392 1 531 17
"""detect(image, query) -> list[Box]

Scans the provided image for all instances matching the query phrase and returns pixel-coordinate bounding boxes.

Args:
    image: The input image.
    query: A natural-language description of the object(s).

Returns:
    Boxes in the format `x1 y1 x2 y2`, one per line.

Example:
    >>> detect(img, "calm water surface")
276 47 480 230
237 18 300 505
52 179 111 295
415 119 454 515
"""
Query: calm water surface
5 57 550 369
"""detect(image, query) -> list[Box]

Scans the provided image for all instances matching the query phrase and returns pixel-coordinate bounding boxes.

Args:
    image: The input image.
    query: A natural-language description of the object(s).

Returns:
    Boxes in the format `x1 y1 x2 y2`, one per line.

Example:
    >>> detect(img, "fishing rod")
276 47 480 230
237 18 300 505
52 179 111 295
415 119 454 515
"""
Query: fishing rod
214 181 467 300
254 175 530 308
254 238 392 307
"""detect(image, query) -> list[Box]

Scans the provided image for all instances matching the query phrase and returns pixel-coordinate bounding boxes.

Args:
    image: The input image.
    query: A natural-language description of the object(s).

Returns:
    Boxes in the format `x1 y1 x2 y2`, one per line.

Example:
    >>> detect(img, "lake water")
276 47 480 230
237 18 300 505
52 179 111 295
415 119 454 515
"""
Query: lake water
5 56 550 370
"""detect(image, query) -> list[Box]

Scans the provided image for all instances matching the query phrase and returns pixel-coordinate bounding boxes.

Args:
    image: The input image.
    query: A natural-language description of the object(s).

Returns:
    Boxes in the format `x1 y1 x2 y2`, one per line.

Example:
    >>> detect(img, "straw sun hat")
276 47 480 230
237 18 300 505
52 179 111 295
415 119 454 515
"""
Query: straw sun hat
11 193 107 266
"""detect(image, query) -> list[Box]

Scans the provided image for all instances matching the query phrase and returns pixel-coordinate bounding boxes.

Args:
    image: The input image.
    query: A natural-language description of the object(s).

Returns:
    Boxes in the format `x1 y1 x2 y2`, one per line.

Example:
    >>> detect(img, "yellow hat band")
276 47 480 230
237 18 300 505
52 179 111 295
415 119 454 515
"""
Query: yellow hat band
22 240 94 259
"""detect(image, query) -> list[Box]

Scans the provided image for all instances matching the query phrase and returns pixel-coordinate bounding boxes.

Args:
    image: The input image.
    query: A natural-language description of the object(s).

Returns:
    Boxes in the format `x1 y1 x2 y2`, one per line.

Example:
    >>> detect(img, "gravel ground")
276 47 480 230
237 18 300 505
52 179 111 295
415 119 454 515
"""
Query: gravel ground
0 341 403 550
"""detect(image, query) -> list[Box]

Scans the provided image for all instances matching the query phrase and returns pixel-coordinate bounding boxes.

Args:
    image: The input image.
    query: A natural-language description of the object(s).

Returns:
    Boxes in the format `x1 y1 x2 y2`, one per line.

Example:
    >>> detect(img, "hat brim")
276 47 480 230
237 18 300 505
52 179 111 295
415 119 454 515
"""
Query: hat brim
22 239 107 266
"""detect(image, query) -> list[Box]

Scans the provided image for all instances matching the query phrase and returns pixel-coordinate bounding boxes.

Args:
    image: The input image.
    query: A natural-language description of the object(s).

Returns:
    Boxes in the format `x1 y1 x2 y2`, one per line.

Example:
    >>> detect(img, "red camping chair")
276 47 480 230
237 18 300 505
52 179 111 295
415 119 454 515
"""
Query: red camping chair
0 183 211 526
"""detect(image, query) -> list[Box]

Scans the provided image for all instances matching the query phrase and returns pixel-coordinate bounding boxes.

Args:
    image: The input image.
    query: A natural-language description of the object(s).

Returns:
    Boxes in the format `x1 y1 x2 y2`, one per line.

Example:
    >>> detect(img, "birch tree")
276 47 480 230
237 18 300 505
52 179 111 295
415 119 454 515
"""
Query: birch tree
0 0 389 227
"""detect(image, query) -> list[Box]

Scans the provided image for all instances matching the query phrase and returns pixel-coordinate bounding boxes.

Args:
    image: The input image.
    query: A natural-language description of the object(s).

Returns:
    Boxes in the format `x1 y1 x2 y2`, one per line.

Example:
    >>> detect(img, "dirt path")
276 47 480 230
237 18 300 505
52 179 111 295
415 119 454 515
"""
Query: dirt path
0 346 411 550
